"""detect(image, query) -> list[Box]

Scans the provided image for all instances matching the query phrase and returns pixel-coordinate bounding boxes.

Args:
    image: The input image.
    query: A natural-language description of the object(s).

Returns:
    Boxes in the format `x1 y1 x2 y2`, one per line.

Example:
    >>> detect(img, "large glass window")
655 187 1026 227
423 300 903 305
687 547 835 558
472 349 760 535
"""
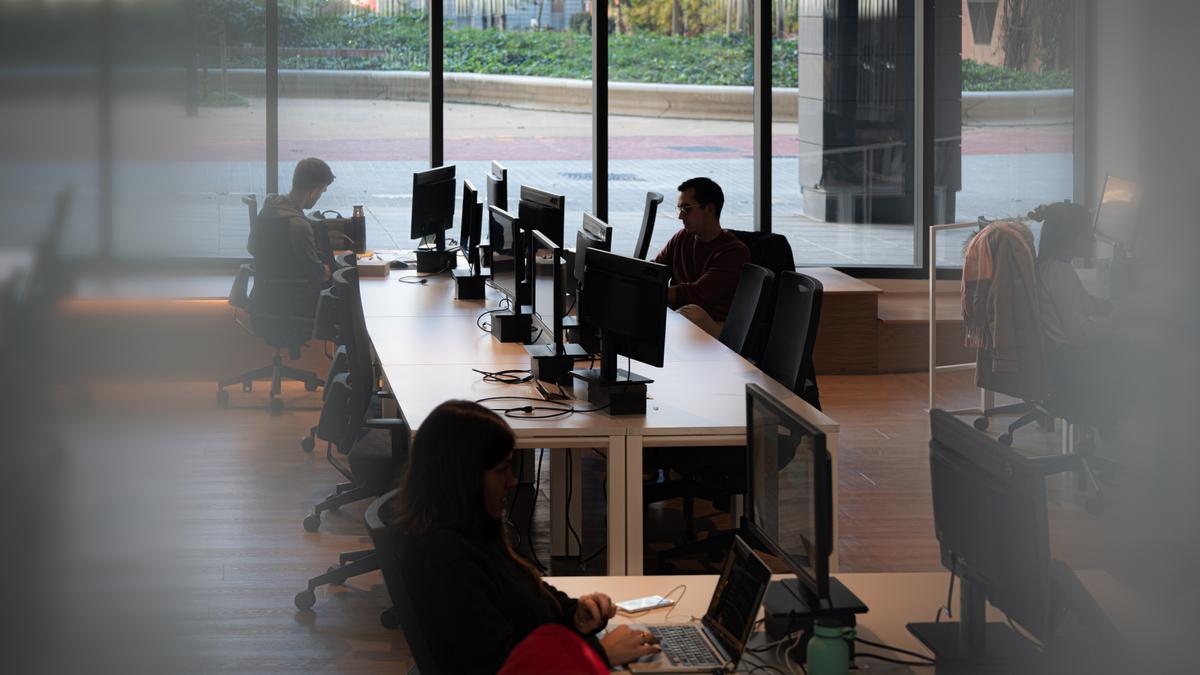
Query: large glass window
278 0 430 255
934 0 1076 268
608 0 754 259
772 0 919 267
444 0 591 243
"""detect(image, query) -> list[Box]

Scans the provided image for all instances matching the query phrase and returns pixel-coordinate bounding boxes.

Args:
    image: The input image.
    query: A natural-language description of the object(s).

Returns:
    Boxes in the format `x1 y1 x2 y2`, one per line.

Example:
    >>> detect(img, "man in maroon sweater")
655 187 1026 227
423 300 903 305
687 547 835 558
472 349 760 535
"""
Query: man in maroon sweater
653 177 751 337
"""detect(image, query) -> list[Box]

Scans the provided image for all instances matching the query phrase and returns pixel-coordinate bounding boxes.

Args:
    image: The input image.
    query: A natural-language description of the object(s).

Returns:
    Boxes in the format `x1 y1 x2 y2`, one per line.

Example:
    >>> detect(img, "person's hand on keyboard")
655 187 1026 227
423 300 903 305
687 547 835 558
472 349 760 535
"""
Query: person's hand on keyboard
599 625 661 666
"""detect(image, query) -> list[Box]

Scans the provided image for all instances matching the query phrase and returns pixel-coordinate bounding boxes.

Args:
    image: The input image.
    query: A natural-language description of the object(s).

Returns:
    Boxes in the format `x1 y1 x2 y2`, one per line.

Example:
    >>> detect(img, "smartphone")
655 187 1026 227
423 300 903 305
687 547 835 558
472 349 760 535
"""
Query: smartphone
615 595 674 615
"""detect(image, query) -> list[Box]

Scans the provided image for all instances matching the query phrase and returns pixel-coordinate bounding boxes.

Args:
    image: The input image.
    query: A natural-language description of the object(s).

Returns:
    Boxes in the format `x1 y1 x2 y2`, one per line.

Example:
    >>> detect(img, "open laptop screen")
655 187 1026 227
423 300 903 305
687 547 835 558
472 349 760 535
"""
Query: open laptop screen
701 536 772 659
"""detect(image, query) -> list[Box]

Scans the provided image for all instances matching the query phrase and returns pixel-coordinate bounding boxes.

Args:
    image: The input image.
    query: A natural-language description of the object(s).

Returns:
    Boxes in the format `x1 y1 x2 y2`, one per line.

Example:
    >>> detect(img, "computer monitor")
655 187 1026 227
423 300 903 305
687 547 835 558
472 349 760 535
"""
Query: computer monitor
530 230 565 350
741 382 833 601
459 179 478 256
570 249 669 414
486 162 508 255
410 165 456 247
488 205 528 309
517 185 566 248
574 212 614 287
1093 175 1139 253
907 409 1061 666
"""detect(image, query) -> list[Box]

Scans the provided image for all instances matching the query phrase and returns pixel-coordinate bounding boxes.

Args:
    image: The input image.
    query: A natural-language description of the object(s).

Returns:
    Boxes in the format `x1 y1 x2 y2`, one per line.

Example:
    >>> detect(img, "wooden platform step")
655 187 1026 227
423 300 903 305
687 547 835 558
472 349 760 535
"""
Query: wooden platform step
876 292 974 374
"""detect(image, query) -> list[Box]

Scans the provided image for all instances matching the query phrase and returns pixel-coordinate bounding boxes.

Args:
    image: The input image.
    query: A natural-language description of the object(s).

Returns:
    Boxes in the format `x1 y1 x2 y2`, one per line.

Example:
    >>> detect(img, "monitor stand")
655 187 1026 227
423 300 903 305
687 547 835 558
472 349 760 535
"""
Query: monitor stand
907 577 1041 672
415 231 458 273
570 340 651 415
492 309 533 344
526 342 587 385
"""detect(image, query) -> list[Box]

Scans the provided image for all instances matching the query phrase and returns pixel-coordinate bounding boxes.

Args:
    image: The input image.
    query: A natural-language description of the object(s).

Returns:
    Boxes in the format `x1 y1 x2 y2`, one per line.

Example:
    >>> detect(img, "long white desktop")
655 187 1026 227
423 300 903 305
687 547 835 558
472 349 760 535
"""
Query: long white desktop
358 264 840 575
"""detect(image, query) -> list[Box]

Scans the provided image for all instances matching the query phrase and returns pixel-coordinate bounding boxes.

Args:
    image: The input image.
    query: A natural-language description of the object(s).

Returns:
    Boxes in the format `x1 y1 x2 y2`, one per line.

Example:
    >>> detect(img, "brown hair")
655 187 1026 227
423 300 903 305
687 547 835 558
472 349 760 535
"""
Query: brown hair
292 157 335 194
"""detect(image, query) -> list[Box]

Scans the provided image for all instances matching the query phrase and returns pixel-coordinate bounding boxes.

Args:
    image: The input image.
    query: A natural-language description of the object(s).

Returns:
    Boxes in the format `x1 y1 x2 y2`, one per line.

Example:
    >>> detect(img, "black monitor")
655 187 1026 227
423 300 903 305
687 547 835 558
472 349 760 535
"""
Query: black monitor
1093 174 1139 253
488 205 528 309
742 382 833 601
570 249 669 415
906 409 1120 668
410 165 456 247
574 212 614 287
530 230 565 350
517 185 566 248
486 162 508 255
459 179 477 255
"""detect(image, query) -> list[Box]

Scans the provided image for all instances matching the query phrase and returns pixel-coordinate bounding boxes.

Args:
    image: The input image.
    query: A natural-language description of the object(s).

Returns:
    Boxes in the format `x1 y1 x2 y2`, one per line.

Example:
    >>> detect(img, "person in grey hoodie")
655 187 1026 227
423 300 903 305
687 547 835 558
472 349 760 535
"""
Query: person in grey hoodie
247 158 335 315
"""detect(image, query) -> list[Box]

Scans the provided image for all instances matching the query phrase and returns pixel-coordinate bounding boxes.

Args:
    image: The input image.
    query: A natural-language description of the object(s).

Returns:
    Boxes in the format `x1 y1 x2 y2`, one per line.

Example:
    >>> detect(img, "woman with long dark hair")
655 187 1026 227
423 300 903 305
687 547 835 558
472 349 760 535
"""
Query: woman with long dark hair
388 400 660 673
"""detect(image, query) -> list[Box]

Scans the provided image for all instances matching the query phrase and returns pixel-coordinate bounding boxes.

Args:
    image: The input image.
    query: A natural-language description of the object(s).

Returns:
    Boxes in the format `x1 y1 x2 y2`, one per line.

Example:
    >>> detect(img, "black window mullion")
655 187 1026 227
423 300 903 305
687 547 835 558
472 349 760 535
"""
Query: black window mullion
593 3 608 221
753 0 771 234
430 2 444 168
266 0 278 195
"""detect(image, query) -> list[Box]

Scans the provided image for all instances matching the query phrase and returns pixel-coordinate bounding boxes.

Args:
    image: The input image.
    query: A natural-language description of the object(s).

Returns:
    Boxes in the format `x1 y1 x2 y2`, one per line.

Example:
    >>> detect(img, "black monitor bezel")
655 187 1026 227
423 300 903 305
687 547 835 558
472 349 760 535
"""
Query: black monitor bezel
459 179 477 253
518 185 566 249
488 205 527 312
575 212 614 286
529 229 564 353
741 382 832 600
410 165 457 245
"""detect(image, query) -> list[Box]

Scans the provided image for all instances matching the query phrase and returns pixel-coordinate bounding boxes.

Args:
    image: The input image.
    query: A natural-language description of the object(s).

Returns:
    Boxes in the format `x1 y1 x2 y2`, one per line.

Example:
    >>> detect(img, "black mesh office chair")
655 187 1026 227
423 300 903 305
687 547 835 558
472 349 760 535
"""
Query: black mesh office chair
366 490 437 675
656 272 825 569
632 191 664 260
295 268 411 611
217 195 324 413
717 263 775 362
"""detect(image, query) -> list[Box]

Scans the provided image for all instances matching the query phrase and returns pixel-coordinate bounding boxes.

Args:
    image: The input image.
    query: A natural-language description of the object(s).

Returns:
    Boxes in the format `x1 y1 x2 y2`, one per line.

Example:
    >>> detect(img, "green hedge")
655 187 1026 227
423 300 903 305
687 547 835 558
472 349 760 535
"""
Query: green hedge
219 11 1071 91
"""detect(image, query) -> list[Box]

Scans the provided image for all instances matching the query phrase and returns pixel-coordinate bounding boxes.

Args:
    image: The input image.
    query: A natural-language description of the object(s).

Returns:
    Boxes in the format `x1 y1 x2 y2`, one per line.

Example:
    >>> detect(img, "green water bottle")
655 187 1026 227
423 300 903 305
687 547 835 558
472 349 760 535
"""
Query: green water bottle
806 621 853 675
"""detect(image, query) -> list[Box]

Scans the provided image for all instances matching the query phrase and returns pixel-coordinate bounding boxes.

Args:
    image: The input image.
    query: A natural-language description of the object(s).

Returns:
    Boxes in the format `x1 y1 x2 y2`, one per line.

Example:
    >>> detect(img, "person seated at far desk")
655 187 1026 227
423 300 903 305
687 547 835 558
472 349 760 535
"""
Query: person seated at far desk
1031 202 1118 420
247 157 335 315
654 177 751 338
385 400 661 675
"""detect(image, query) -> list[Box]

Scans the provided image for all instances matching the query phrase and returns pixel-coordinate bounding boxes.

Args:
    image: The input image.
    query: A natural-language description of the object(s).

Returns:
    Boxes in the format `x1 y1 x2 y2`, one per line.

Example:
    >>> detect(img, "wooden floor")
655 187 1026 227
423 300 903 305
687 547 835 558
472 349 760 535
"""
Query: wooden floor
23 371 1124 673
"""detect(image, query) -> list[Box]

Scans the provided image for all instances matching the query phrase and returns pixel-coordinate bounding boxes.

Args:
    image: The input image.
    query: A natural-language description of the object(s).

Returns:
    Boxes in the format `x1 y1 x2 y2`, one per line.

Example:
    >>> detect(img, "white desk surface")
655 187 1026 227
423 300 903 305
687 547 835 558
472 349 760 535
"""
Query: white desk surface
360 267 841 575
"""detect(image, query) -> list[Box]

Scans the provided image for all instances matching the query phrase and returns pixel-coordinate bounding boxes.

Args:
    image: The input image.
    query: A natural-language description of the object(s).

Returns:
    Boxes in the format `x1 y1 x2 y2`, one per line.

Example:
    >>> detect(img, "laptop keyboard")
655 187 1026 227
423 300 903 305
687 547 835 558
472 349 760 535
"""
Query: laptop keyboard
648 625 720 668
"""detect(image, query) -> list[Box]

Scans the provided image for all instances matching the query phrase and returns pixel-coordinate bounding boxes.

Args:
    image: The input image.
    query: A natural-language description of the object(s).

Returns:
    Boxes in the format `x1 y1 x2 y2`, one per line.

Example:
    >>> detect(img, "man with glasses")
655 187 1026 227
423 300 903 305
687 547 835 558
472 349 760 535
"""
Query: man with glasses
652 177 750 337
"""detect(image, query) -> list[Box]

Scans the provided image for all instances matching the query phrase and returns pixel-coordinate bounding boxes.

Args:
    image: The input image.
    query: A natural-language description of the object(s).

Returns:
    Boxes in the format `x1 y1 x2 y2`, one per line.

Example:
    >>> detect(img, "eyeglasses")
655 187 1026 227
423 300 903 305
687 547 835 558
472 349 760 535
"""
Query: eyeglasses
676 202 703 216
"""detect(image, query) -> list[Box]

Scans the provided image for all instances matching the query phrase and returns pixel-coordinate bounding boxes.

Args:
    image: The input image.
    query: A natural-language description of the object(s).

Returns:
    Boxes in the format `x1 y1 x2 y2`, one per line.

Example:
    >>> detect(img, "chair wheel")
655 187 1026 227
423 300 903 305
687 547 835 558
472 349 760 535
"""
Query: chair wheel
973 417 989 431
303 513 322 533
998 433 1013 446
269 397 284 415
305 380 320 392
216 389 230 408
380 608 400 629
300 435 316 452
294 589 316 611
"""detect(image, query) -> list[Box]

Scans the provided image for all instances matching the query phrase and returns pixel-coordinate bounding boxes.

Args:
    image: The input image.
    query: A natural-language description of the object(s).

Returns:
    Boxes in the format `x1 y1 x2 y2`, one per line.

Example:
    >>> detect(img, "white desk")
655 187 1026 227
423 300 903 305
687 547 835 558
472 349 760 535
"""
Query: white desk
360 266 840 575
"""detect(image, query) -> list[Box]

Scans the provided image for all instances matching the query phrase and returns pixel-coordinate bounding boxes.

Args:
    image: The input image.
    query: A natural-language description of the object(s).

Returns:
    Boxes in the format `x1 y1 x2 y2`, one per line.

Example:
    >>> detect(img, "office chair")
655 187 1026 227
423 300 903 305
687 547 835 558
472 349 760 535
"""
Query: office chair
295 270 411 611
964 221 1104 509
218 194 325 413
366 489 437 675
655 272 825 569
716 264 775 362
632 191 664 260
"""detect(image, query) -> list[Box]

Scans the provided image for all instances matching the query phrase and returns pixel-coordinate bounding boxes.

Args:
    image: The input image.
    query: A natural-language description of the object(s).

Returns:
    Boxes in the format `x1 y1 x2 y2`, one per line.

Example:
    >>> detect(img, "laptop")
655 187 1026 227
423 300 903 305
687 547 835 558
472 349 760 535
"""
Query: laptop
627 535 772 673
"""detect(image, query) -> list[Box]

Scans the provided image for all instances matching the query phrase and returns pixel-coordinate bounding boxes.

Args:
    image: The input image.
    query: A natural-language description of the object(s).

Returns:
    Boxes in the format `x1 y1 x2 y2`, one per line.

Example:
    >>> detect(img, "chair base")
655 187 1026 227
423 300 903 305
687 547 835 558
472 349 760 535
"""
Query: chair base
294 549 378 611
217 349 322 414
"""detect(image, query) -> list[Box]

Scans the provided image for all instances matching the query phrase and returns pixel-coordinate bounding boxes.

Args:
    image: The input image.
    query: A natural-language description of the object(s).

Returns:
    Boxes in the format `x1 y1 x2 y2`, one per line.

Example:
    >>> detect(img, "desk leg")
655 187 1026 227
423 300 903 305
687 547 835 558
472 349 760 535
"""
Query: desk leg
550 448 583 558
606 435 627 576
624 434 644 576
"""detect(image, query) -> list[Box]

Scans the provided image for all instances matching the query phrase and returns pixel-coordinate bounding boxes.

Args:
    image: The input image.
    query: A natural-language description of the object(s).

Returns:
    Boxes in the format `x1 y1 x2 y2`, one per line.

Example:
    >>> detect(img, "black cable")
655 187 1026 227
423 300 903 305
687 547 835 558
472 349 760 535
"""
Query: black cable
580 447 608 567
935 557 957 623
505 449 523 550
476 395 574 420
472 368 533 384
855 652 936 667
525 449 547 573
397 276 432 285
855 637 937 663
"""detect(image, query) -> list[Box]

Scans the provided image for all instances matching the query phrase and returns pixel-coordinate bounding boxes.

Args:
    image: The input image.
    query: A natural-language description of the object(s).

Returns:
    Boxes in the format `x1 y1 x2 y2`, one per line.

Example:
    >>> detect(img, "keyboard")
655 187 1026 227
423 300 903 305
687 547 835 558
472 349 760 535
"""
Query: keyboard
648 625 721 668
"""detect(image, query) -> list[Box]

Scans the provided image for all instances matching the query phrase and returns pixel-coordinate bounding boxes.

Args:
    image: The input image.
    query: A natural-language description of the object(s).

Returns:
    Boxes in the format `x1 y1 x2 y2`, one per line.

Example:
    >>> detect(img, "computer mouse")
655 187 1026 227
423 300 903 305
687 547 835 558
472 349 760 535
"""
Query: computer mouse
389 260 409 270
